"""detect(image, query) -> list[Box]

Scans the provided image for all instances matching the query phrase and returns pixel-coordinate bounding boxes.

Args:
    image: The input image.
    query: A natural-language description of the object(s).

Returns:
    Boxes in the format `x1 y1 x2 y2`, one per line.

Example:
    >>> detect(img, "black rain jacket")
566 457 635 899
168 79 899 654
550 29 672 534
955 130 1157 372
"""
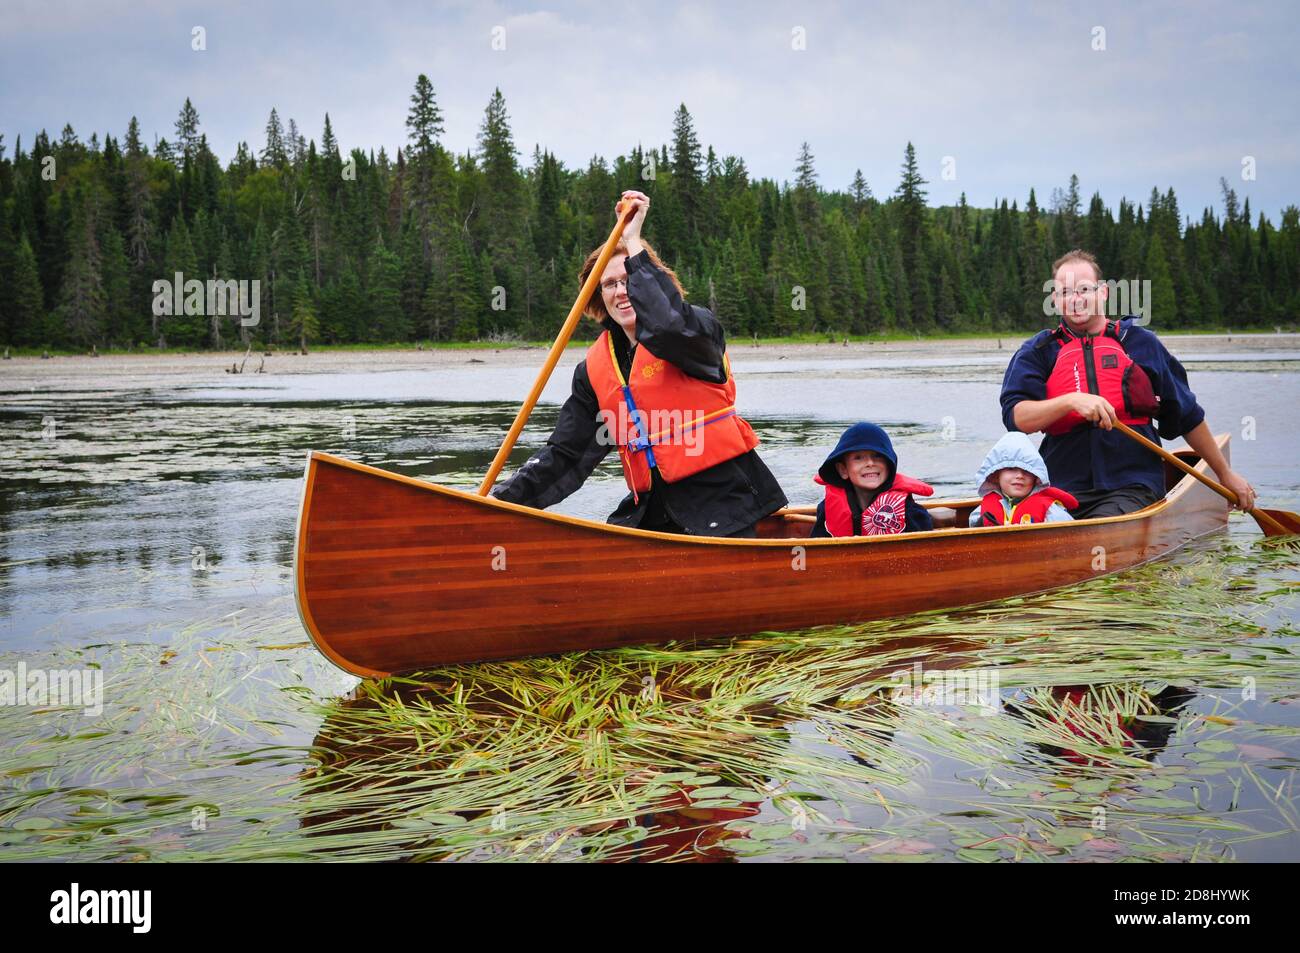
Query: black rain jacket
491 249 787 536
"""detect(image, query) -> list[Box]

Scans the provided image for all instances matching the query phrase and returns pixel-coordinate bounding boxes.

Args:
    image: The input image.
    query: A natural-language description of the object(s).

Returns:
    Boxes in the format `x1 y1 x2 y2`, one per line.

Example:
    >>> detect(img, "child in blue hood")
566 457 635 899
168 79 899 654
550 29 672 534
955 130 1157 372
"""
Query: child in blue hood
969 432 1077 527
811 423 935 537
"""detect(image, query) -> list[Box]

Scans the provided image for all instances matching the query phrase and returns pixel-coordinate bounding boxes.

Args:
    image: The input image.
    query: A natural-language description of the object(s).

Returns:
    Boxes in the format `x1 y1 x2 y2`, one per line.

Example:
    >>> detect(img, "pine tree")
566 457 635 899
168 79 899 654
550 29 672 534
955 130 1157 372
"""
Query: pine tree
793 142 819 226
895 142 929 327
160 215 201 346
334 261 366 342
406 74 444 160
124 117 145 156
10 234 45 346
174 98 201 159
58 197 107 347
1063 174 1082 247
321 114 339 163
289 270 320 351
850 169 871 210
368 236 407 341
261 108 287 167
1020 187 1048 327
1141 232 1177 327
100 228 132 345
669 104 704 264
862 251 888 332
476 88 526 288
533 150 563 264
286 119 307 167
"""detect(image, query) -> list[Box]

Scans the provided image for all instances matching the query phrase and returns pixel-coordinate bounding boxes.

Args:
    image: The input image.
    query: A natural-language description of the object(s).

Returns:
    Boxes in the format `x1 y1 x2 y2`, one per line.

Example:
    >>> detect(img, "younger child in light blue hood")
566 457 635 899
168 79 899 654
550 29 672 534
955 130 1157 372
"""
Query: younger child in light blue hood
969 432 1077 527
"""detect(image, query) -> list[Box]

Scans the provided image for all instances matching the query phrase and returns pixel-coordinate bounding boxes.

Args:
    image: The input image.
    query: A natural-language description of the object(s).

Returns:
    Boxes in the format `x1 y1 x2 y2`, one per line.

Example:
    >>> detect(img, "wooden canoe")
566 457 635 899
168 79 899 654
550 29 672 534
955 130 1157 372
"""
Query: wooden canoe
294 435 1232 677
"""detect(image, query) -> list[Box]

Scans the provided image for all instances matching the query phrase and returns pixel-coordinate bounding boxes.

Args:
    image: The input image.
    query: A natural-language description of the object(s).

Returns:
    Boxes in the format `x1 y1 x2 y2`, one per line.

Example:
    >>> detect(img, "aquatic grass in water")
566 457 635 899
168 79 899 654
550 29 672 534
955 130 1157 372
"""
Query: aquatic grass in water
1 537 1298 861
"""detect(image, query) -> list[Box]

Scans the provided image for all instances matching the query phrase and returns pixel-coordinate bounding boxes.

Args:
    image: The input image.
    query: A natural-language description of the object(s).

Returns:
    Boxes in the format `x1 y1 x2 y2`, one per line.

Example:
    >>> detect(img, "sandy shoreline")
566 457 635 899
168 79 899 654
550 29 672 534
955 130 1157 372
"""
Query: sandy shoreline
2 332 1298 381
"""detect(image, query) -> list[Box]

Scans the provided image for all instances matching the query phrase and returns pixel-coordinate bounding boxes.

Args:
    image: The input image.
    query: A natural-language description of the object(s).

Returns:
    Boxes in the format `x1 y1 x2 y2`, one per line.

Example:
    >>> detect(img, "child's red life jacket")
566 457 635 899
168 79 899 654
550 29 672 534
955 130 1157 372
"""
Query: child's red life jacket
816 473 933 537
977 486 1079 526
1042 321 1160 435
585 330 759 500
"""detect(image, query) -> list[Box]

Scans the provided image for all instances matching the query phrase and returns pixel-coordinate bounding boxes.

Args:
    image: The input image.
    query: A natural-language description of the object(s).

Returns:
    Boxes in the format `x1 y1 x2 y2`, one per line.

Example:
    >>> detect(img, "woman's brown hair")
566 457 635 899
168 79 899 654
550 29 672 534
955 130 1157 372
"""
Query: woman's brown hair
578 239 686 320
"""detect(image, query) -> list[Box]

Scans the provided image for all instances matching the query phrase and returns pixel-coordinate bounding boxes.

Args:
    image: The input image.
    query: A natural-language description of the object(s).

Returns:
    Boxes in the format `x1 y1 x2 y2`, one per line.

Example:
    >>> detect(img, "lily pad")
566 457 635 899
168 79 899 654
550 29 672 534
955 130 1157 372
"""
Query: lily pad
1071 779 1111 795
1128 797 1198 810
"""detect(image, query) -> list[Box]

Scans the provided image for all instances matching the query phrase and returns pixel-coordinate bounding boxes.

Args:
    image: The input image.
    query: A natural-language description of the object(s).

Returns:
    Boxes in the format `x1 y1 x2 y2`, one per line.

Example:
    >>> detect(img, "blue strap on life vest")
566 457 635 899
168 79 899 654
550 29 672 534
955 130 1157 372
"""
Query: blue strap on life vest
621 384 658 469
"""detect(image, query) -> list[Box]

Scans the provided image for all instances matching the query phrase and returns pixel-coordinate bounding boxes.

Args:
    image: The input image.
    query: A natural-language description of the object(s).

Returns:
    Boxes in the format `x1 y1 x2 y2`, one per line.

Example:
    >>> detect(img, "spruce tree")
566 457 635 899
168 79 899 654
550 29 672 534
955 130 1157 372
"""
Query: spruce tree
10 234 45 346
1141 232 1177 328
669 104 704 264
406 74 444 161
261 109 287 167
289 270 320 351
895 142 929 328
368 236 406 341
58 197 107 347
174 98 201 159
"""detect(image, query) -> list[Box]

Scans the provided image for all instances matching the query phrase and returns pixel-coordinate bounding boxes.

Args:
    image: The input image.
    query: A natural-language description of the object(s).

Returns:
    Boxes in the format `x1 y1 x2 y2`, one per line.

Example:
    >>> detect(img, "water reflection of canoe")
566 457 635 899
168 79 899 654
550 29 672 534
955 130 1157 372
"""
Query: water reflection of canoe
293 435 1231 677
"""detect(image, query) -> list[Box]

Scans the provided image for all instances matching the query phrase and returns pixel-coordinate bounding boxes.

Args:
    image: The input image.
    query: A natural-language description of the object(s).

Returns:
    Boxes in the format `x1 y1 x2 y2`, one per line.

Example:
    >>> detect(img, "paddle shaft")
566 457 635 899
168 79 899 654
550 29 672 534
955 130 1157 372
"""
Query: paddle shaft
477 204 638 496
1113 421 1289 535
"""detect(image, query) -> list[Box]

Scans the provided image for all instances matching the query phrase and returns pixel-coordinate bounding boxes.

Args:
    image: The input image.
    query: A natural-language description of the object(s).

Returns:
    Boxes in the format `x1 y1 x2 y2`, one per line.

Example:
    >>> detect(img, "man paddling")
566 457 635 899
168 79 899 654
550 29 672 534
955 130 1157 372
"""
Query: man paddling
999 249 1256 519
491 190 787 536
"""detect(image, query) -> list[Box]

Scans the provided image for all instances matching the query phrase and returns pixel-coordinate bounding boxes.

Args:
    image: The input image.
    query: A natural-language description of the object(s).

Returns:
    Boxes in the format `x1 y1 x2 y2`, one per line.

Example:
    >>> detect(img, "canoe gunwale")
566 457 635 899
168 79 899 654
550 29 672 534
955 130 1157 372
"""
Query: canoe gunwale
296 439 1220 548
293 436 1230 678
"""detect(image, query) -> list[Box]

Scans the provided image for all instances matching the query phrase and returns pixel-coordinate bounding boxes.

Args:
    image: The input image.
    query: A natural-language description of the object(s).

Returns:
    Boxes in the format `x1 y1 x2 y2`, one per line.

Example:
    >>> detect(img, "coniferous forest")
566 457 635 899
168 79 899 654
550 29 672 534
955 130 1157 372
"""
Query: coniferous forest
1 75 1297 352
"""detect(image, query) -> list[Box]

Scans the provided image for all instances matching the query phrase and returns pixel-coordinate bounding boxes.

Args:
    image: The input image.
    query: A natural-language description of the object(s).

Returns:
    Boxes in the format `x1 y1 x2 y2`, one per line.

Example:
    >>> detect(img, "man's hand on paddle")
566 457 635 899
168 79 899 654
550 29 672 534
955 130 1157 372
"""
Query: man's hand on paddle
1220 469 1257 512
1069 393 1119 430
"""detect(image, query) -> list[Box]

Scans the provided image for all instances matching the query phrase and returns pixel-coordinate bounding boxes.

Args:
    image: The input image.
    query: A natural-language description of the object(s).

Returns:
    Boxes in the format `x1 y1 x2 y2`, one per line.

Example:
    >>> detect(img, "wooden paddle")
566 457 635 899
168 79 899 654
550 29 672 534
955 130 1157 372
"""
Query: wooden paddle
1113 421 1299 537
477 201 639 496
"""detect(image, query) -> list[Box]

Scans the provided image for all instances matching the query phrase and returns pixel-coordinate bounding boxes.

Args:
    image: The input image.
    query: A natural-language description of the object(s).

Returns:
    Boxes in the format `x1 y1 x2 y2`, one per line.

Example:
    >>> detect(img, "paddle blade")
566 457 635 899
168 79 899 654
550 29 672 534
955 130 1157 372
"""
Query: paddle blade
1258 508 1300 537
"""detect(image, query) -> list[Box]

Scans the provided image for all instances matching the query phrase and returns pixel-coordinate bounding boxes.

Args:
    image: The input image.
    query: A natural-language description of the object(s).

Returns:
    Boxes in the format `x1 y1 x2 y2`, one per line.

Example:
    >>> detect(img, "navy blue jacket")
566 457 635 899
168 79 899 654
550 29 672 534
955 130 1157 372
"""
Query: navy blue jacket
999 319 1206 497
807 421 935 536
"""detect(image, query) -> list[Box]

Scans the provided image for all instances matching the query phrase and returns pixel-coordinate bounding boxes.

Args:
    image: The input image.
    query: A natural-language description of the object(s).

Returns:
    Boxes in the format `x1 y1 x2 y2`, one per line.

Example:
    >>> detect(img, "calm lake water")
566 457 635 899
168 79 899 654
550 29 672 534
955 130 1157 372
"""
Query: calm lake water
1 342 1298 862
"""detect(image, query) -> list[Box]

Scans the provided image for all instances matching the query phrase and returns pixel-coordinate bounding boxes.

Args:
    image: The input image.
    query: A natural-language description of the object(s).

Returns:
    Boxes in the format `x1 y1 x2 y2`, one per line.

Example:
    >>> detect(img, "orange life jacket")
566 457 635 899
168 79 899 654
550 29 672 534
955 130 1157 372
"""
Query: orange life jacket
976 486 1079 526
585 330 760 499
1043 321 1160 435
816 473 934 537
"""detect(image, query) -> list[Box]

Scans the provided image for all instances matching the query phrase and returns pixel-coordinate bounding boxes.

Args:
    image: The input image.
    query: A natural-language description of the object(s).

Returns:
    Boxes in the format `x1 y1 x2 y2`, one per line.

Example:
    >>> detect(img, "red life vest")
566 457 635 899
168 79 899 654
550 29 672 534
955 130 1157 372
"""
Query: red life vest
977 486 1079 526
584 330 760 499
1052 688 1138 765
1042 321 1160 436
816 473 934 537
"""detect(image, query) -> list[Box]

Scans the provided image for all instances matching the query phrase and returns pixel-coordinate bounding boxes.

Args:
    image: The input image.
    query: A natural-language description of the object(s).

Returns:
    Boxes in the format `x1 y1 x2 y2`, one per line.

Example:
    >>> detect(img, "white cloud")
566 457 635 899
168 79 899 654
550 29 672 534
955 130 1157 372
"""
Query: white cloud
1 0 1295 218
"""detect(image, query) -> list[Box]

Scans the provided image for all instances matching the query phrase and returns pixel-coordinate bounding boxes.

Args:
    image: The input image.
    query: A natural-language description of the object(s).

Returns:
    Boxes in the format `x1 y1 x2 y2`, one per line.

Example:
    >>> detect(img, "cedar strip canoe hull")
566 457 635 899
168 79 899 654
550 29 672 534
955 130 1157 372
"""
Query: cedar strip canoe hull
294 436 1231 677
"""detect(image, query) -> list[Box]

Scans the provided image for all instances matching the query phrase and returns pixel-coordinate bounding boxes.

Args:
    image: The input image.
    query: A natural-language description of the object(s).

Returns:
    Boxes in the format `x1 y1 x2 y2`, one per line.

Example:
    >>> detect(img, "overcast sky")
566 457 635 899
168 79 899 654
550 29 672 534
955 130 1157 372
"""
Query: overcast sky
2 0 1296 220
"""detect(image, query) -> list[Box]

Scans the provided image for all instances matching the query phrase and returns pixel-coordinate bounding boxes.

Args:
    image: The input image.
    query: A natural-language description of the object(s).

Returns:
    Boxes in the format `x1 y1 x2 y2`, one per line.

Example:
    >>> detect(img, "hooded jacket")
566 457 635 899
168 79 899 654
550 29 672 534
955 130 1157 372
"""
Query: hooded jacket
810 423 935 538
490 249 787 536
968 432 1076 527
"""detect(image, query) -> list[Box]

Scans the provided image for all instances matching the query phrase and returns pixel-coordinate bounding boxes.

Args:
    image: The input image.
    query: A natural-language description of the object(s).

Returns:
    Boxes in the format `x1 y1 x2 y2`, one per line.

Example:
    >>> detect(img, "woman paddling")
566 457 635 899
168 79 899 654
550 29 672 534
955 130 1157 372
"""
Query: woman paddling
491 190 787 536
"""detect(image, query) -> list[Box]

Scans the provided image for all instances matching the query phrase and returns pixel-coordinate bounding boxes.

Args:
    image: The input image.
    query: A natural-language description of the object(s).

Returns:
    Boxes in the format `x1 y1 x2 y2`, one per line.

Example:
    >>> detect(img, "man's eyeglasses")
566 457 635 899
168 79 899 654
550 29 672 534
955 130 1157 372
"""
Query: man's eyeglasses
601 277 629 293
1056 283 1100 299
